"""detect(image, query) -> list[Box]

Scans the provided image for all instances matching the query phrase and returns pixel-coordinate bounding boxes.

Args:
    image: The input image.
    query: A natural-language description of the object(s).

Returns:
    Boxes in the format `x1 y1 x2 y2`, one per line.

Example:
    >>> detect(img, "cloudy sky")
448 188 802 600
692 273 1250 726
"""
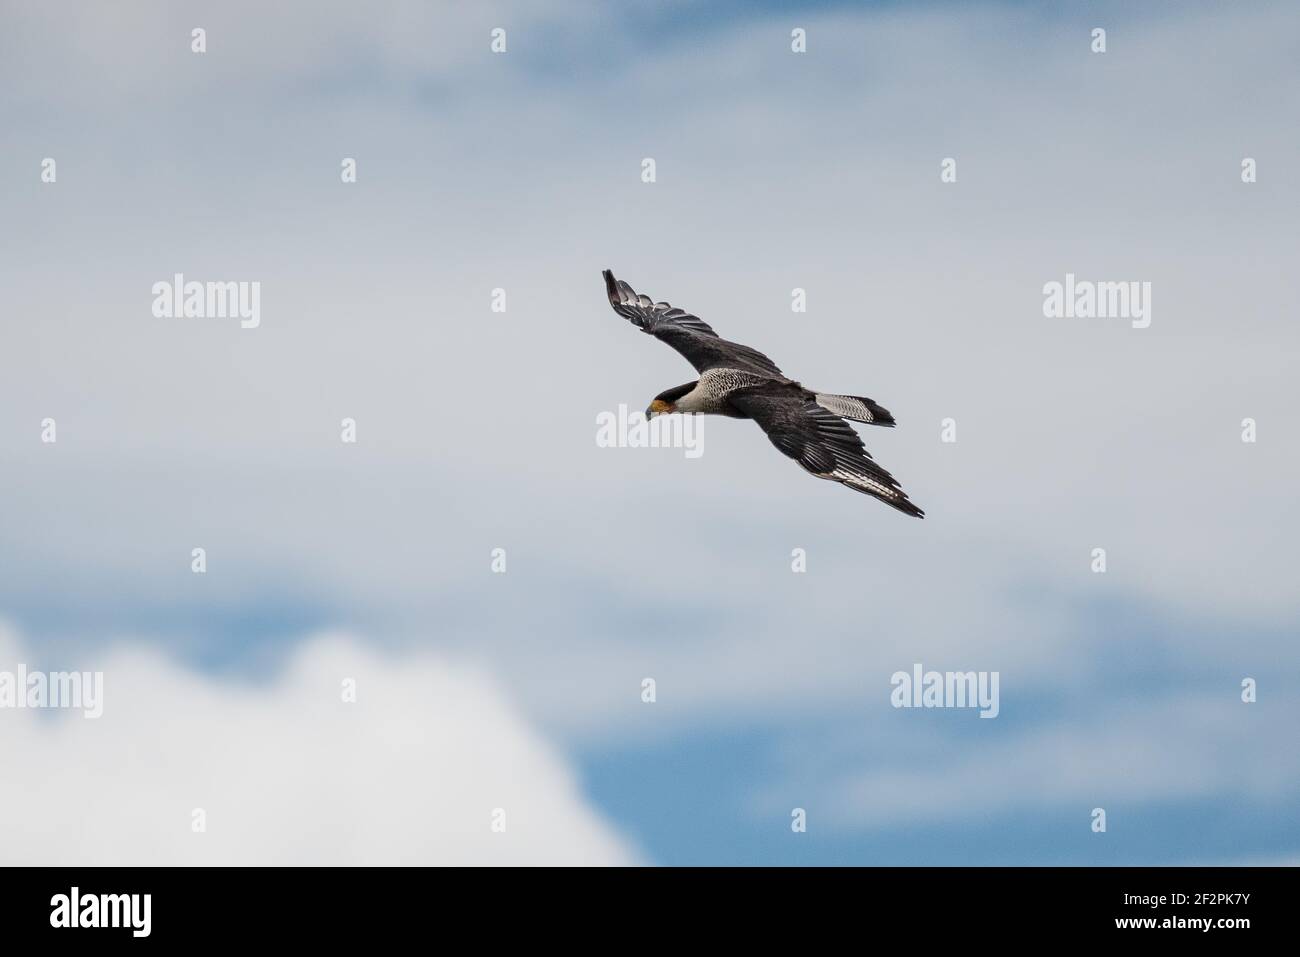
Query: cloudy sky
1 0 1297 865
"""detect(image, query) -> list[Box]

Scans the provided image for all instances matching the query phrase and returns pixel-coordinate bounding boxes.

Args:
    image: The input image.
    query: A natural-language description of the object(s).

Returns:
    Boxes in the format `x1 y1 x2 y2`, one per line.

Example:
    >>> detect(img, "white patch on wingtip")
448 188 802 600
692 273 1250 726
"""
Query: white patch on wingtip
832 469 897 498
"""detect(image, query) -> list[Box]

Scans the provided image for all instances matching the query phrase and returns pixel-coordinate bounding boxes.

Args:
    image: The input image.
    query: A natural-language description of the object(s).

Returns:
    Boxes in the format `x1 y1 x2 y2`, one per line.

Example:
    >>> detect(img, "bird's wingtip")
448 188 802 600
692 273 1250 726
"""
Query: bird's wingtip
602 268 619 303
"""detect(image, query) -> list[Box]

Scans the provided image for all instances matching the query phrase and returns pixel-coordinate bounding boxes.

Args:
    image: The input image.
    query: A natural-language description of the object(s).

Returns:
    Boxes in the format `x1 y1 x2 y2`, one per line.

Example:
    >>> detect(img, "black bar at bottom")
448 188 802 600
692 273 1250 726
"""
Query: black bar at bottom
0 866 1283 942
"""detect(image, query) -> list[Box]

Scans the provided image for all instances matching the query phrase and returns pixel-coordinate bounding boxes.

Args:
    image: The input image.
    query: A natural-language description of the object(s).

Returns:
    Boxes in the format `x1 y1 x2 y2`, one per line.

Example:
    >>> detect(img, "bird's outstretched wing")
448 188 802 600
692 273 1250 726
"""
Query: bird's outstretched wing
730 388 925 517
603 269 784 377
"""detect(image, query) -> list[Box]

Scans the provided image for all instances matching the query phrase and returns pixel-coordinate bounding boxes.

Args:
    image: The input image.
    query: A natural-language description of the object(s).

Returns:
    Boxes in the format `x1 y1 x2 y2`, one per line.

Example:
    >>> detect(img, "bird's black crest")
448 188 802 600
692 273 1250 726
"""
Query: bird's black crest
656 382 697 403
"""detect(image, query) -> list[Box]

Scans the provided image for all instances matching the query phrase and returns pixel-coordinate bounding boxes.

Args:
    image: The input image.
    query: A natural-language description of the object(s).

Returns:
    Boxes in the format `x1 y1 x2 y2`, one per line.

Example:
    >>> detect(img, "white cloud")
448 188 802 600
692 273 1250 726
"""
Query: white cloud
0 625 639 865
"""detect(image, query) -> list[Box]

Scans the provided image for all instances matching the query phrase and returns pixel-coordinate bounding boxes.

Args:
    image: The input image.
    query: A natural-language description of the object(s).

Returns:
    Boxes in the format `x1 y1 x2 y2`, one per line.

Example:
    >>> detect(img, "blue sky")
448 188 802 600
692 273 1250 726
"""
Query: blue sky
1 0 1297 865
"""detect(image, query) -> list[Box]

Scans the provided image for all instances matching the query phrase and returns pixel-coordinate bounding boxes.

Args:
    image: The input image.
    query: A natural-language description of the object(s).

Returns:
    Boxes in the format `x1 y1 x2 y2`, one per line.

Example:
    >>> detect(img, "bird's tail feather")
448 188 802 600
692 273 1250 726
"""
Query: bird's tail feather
814 393 895 427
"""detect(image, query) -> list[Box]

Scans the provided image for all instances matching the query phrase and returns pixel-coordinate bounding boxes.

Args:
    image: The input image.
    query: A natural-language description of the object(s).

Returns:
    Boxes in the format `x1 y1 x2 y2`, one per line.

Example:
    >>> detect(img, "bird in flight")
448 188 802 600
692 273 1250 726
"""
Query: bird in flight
603 269 924 517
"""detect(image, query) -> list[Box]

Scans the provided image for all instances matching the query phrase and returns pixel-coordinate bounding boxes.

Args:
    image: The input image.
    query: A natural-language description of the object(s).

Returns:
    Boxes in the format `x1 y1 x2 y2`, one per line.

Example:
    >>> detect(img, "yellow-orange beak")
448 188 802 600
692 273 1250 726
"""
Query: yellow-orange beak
646 399 673 418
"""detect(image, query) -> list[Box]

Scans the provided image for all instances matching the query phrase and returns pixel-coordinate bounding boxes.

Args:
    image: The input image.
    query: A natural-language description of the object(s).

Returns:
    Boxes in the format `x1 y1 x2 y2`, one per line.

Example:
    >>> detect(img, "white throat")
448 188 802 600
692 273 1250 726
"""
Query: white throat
673 382 712 413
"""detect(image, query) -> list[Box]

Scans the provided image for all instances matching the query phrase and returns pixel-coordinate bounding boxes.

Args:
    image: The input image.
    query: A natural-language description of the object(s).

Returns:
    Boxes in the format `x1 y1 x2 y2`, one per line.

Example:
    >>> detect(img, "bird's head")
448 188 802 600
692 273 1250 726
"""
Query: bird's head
645 382 695 419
